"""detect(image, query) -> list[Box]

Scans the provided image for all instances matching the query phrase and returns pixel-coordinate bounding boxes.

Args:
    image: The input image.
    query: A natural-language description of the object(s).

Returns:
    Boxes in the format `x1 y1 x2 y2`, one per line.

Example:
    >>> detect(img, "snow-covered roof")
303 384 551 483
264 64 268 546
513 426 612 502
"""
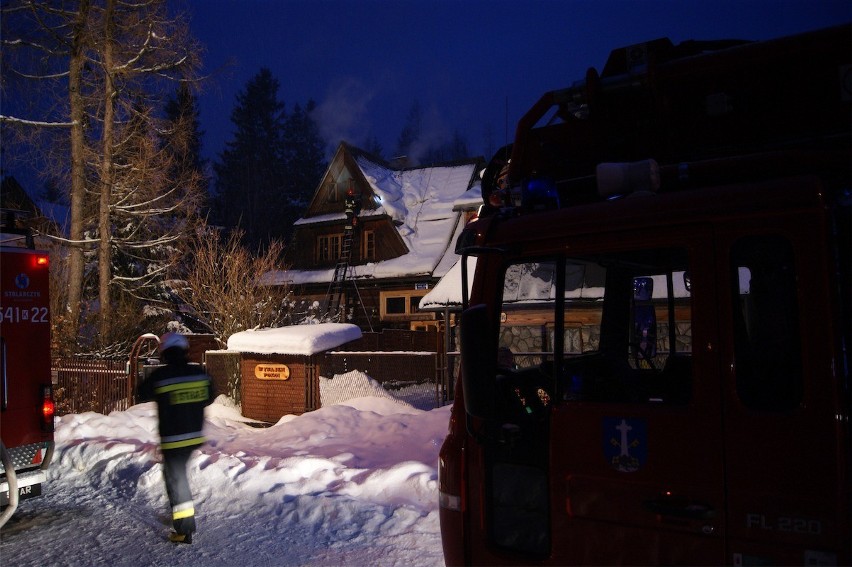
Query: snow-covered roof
419 256 476 311
269 150 480 286
227 323 362 355
421 258 692 311
452 181 483 211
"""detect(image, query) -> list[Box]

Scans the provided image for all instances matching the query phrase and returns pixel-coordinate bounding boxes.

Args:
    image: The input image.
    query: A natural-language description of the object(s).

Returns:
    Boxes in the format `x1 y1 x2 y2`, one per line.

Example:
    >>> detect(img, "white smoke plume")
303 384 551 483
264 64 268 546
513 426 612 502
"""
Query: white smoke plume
314 77 376 153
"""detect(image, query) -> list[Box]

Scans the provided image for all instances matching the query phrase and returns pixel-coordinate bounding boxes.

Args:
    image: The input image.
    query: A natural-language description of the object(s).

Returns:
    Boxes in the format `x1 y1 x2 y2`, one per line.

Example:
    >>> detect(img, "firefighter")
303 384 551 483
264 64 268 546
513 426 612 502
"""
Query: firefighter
344 185 360 230
137 332 212 544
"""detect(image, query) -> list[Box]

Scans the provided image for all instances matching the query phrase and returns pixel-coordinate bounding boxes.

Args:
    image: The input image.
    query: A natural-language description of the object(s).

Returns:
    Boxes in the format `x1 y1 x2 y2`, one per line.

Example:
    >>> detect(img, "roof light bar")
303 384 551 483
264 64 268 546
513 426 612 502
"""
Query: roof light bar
513 177 560 210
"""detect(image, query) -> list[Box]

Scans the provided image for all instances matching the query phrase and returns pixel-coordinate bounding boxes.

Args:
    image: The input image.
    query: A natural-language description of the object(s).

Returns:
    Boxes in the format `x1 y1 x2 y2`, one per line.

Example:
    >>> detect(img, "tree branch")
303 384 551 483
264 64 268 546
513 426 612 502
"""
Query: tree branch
0 115 77 128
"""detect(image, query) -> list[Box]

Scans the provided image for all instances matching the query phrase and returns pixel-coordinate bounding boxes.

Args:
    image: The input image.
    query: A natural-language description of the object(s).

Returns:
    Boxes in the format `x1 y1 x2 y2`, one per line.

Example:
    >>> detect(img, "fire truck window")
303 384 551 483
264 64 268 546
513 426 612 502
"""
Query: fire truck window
499 251 692 405
731 235 803 411
500 261 558 371
562 249 692 405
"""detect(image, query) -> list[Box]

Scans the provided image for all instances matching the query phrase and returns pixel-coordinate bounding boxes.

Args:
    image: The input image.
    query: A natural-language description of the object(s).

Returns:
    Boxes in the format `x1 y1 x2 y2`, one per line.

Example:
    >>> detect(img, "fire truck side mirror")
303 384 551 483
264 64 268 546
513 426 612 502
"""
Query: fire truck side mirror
459 303 497 422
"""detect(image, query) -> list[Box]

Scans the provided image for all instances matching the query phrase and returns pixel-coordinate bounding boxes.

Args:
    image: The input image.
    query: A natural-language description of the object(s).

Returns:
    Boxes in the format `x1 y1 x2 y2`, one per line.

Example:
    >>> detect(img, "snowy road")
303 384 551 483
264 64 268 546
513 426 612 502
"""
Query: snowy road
1 386 450 567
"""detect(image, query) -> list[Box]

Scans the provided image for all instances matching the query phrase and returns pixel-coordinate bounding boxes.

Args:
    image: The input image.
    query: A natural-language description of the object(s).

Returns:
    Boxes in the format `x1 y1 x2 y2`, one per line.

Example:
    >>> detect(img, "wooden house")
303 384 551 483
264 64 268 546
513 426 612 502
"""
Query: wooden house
272 142 483 332
0 176 67 247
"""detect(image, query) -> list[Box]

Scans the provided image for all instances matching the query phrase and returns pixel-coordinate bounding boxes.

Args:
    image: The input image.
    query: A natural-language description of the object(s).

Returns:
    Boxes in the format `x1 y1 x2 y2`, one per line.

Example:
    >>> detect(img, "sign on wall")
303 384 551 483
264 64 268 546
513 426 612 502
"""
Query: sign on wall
254 364 291 381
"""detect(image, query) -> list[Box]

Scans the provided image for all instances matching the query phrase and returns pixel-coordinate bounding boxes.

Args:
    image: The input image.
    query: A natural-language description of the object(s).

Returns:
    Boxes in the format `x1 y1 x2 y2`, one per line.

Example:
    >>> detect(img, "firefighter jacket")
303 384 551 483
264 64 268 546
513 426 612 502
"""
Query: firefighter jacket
137 361 212 451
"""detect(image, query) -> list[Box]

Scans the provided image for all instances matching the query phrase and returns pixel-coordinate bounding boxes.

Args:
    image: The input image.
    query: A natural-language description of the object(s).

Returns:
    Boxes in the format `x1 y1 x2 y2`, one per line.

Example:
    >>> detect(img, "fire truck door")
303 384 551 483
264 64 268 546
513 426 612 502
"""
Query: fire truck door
547 226 726 565
716 209 847 565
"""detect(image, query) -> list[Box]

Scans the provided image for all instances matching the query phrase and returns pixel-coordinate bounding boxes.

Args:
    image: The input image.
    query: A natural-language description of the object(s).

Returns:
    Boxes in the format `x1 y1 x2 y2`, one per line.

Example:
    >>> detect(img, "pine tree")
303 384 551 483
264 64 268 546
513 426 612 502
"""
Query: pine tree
164 84 206 180
163 82 209 213
395 101 422 160
422 130 469 165
42 177 65 204
449 129 470 160
213 68 288 248
362 135 384 160
281 100 326 232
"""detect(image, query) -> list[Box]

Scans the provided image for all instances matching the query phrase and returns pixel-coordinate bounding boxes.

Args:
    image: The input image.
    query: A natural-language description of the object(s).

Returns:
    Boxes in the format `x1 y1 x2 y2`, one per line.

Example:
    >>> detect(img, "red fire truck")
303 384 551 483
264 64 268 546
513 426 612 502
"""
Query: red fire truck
439 25 851 565
1 217 55 527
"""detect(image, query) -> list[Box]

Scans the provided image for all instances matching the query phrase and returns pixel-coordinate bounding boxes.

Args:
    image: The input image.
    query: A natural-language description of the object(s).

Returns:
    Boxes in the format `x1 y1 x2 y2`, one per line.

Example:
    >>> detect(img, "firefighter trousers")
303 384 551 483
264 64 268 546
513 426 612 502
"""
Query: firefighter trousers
162 446 198 535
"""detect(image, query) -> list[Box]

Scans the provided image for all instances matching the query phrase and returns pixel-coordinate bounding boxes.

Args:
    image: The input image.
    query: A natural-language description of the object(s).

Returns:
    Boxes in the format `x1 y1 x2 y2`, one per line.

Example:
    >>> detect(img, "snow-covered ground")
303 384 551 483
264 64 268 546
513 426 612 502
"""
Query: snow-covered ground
0 371 451 566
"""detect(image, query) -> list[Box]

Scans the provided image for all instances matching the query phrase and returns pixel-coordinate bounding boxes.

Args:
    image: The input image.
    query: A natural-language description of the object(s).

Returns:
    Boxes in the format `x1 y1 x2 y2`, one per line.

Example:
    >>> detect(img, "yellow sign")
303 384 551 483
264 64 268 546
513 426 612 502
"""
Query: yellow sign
254 364 290 381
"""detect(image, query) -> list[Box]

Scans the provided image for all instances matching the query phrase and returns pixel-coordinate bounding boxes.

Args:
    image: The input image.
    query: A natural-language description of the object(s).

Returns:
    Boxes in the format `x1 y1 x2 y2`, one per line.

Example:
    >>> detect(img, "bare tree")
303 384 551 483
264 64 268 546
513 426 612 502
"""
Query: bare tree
108 100 204 295
2 0 94 349
2 0 204 352
179 226 292 347
95 0 117 340
85 0 202 341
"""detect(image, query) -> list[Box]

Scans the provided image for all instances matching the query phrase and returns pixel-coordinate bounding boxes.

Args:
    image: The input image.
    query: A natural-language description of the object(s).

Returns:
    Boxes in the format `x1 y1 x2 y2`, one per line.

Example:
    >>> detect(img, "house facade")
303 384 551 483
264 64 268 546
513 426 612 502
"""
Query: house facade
273 142 483 332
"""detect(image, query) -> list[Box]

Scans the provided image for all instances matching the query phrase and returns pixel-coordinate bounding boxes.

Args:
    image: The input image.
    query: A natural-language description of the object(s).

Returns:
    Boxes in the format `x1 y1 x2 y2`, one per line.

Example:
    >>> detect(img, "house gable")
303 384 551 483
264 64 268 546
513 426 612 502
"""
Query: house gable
292 143 407 269
304 143 382 218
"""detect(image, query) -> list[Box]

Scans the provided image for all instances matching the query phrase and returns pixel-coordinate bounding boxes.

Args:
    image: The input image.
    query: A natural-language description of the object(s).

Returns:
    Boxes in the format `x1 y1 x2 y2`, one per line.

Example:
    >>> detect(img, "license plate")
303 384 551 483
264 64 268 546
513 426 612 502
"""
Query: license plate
0 482 42 507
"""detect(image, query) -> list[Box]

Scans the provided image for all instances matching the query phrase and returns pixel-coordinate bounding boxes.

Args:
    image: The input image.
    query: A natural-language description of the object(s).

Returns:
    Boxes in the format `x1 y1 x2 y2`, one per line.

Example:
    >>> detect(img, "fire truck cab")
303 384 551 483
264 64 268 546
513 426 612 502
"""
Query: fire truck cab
439 25 851 565
1 212 55 527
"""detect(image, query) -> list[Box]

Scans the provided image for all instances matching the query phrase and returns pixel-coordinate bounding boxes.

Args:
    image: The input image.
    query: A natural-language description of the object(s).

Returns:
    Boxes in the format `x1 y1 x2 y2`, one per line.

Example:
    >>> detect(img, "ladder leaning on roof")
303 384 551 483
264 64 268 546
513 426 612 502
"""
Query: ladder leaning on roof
322 223 354 321
322 183 362 322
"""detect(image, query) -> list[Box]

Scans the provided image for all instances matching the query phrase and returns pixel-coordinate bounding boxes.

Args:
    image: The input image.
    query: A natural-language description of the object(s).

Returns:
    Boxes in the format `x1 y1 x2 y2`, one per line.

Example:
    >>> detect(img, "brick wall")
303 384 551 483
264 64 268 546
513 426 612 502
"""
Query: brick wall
239 354 317 422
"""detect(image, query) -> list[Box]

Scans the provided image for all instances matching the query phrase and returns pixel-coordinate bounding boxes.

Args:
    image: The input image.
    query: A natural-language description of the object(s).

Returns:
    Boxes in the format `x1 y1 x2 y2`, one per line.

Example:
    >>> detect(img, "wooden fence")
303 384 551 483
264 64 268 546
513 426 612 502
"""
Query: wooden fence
53 358 130 416
52 348 448 417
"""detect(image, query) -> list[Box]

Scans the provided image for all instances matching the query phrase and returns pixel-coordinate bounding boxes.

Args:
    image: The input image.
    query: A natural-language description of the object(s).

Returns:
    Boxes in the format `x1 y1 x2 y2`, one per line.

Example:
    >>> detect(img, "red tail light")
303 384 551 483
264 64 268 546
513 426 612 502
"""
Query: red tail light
41 385 55 431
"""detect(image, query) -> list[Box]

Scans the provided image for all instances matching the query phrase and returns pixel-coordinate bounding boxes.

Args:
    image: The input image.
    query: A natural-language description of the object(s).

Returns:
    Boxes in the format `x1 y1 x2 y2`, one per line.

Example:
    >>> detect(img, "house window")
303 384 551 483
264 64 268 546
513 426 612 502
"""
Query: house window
411 321 440 332
379 290 429 320
362 230 375 260
409 295 422 314
386 296 406 314
317 234 343 262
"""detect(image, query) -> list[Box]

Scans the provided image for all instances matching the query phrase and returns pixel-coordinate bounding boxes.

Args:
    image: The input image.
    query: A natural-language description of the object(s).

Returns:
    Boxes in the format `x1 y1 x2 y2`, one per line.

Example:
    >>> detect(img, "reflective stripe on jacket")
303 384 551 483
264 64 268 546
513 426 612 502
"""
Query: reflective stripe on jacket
137 362 212 450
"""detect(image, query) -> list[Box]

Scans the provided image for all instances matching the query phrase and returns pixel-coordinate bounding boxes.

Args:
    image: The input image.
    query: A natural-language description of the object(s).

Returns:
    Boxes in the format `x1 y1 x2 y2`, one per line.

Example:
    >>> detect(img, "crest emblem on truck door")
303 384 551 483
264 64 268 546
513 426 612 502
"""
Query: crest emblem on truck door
604 417 647 472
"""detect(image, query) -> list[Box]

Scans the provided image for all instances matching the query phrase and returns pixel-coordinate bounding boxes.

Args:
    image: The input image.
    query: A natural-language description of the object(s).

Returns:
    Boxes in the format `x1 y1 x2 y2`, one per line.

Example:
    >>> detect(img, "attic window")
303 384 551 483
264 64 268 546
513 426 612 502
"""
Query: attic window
327 182 340 203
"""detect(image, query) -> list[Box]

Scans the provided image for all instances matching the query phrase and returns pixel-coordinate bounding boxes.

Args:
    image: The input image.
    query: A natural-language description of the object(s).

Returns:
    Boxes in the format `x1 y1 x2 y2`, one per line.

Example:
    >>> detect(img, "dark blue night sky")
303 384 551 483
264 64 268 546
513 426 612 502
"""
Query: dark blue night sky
186 0 850 164
2 1 849 190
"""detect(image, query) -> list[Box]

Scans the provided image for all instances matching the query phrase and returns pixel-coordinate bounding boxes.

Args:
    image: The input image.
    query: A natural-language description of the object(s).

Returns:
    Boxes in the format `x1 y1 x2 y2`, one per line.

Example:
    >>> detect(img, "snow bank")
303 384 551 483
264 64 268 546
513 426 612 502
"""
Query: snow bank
2 393 450 566
320 370 419 413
